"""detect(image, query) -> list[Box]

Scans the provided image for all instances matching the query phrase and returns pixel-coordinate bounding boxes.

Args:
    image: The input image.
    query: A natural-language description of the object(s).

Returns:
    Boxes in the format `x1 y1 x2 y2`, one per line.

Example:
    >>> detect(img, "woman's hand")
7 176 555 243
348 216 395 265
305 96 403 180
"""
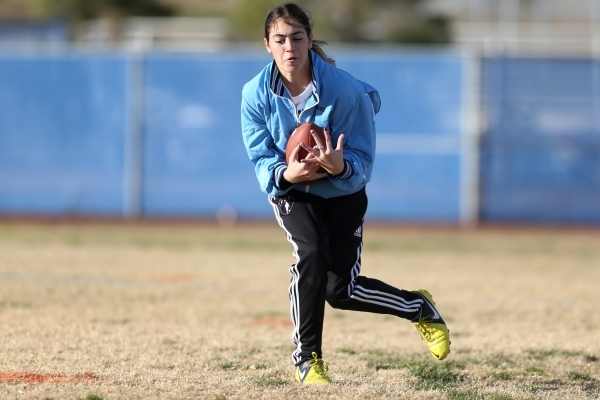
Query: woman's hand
283 144 328 183
301 128 345 176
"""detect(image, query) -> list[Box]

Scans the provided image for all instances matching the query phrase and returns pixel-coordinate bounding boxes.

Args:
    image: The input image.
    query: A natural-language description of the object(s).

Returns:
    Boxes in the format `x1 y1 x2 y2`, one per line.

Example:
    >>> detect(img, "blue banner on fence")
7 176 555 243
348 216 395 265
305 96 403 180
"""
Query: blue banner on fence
0 54 130 216
338 51 464 221
141 52 272 218
0 49 466 222
481 57 600 223
140 50 466 221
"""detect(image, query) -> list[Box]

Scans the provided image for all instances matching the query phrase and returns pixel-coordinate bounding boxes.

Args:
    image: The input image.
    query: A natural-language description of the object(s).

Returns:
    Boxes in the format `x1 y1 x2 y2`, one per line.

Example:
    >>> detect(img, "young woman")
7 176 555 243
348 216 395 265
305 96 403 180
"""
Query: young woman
241 2 450 385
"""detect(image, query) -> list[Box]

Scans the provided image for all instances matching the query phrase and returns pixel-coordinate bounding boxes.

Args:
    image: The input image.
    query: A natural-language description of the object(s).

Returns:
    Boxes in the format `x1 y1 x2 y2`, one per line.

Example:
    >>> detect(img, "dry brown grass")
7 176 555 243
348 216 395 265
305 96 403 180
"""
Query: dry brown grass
0 221 599 399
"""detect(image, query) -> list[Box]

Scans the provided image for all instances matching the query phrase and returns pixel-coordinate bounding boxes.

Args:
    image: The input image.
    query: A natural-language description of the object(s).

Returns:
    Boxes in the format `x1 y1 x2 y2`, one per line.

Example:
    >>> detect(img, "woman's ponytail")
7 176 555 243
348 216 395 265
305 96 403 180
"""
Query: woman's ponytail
312 39 336 66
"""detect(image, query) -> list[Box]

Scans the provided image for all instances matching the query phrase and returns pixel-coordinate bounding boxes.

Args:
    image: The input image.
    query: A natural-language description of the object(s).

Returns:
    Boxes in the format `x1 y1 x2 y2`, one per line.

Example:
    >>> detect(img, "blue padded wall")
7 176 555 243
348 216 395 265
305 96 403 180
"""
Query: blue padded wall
0 50 467 221
338 51 464 222
142 52 275 218
141 50 466 221
481 57 600 223
0 54 129 216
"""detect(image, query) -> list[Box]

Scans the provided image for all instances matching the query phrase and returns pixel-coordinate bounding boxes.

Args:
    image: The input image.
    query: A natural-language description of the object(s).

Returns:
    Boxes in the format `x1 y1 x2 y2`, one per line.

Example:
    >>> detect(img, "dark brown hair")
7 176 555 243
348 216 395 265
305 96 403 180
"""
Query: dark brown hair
264 2 335 66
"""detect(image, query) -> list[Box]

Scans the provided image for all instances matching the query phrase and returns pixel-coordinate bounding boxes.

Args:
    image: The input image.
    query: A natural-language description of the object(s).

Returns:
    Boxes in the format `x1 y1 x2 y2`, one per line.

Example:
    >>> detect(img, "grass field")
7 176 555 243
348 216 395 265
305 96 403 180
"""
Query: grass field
0 221 599 399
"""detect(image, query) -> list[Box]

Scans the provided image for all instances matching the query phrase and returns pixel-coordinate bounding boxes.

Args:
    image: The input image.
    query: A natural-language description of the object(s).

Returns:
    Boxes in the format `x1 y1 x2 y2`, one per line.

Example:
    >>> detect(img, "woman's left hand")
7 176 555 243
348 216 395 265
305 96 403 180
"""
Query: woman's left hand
301 128 345 176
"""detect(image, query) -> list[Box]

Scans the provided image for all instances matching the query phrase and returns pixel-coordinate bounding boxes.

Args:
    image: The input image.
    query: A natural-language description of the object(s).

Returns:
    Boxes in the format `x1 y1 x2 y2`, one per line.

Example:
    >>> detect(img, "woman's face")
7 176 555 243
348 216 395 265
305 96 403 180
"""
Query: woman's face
264 18 313 79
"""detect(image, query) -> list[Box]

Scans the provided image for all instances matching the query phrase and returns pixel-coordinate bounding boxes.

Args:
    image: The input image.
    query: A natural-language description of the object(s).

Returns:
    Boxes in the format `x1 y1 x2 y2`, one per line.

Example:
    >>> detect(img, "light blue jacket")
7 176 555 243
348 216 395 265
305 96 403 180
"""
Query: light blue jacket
241 50 381 198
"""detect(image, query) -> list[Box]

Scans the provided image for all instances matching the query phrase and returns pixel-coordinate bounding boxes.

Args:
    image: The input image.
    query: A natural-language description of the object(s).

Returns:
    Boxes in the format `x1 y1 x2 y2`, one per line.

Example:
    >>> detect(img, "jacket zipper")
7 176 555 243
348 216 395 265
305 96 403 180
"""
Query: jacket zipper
272 88 320 192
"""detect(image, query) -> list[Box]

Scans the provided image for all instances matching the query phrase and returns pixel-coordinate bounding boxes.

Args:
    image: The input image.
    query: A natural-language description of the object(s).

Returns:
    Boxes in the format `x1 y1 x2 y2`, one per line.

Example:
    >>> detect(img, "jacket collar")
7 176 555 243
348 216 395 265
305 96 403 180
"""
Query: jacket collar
269 51 318 97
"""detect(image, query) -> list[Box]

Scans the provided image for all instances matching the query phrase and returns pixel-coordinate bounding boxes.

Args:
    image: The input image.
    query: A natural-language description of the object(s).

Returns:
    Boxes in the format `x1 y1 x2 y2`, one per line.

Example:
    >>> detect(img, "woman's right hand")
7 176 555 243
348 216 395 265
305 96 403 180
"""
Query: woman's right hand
283 144 328 183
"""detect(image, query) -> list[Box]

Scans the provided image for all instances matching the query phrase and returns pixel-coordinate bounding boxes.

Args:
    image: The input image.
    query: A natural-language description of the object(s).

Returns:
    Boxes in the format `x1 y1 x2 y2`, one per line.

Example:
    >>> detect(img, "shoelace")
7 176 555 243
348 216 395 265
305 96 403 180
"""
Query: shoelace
413 314 437 341
308 352 329 377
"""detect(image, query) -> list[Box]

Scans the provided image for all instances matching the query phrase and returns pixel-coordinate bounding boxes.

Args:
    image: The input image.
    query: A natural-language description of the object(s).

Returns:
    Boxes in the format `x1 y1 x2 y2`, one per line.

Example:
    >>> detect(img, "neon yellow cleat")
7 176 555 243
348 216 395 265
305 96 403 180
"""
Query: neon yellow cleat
412 289 451 360
295 352 331 385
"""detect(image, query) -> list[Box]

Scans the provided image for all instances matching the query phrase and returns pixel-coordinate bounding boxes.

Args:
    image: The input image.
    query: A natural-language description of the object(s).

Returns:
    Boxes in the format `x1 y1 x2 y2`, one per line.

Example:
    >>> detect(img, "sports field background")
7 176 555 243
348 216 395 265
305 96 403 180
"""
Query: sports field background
1 221 598 399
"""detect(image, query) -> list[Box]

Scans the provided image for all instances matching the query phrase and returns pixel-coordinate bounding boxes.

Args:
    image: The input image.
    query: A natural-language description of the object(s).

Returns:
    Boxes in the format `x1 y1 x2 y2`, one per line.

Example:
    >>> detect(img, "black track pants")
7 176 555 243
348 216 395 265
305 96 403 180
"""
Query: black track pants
269 187 425 365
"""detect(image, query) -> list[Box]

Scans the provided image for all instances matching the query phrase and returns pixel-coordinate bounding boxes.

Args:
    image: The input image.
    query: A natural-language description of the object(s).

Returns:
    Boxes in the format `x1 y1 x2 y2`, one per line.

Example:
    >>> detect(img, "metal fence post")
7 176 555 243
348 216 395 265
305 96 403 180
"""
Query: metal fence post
123 49 145 219
460 50 482 226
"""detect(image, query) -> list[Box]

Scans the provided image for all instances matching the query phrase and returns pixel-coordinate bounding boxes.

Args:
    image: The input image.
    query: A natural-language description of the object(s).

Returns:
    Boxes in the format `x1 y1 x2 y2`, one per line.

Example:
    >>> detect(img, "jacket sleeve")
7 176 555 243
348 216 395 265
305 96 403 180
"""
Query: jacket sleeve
327 92 377 192
241 96 289 196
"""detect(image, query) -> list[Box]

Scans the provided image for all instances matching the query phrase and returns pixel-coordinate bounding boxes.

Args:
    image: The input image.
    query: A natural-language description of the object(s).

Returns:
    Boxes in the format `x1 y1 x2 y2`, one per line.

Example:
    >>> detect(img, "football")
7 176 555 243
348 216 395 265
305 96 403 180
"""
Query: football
285 122 326 184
